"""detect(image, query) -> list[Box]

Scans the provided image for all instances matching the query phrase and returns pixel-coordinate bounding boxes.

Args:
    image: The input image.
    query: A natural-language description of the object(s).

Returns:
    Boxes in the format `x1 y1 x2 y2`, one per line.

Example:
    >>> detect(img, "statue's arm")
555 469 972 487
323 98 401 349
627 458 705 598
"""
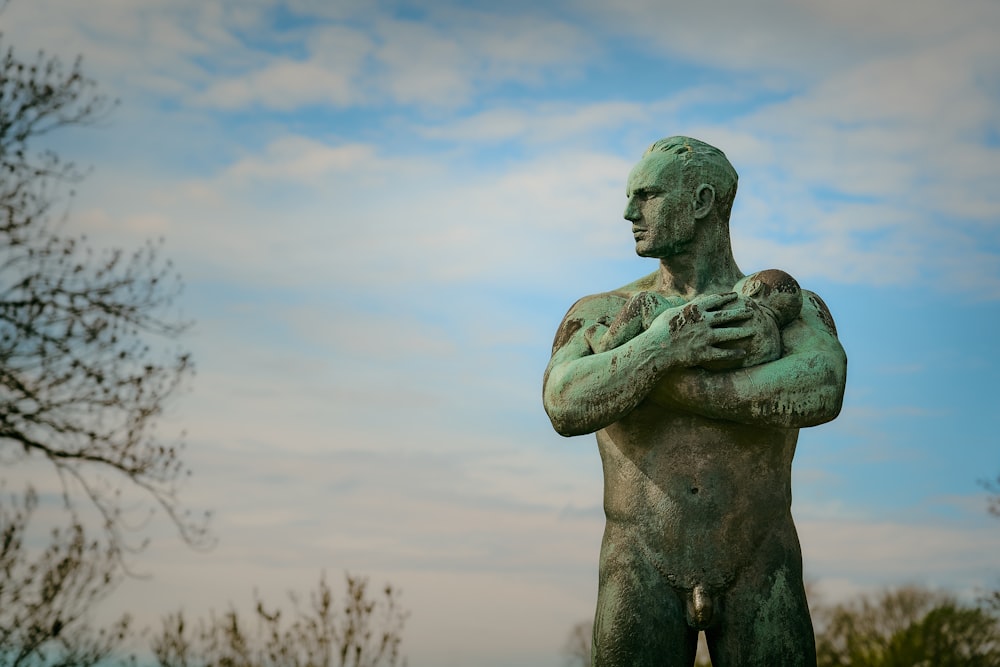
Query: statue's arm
543 292 750 437
543 295 664 436
658 291 847 429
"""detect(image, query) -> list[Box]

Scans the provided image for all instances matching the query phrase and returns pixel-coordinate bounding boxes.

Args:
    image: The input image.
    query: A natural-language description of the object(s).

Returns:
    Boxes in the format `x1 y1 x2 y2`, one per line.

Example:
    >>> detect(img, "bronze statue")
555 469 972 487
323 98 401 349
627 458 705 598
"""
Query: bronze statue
543 137 847 666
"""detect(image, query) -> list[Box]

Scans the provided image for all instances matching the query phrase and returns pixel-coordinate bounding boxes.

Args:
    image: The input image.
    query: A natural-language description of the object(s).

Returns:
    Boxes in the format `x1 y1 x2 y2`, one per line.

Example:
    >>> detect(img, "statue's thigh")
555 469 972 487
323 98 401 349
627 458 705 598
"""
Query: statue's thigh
593 542 697 667
706 564 816 667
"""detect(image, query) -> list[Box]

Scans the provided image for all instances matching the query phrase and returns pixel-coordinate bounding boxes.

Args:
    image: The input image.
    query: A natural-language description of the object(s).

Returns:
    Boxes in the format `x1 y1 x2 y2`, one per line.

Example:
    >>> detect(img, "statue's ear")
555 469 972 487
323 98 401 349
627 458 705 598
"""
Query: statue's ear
693 183 715 220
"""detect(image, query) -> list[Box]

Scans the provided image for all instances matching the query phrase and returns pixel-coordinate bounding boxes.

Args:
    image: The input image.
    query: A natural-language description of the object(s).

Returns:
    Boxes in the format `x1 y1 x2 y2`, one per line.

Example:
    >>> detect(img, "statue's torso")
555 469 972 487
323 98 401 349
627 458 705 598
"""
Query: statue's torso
597 402 799 591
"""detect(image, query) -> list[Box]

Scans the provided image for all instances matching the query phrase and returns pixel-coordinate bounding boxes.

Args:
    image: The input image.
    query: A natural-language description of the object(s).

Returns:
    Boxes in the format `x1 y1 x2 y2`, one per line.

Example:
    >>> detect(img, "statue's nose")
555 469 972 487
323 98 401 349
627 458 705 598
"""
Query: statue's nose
624 197 640 222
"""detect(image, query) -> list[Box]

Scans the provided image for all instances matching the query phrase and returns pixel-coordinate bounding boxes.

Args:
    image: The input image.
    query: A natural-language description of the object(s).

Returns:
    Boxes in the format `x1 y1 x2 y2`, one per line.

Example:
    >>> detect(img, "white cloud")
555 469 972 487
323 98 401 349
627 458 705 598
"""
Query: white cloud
82 3 589 113
223 137 378 182
574 0 1000 77
19 0 999 298
196 25 373 109
368 10 586 108
372 19 473 107
284 306 455 360
802 0 998 47
283 0 373 21
419 101 651 145
710 32 1000 291
729 232 920 288
801 515 1000 597
198 57 359 109
0 0 258 101
68 130 640 297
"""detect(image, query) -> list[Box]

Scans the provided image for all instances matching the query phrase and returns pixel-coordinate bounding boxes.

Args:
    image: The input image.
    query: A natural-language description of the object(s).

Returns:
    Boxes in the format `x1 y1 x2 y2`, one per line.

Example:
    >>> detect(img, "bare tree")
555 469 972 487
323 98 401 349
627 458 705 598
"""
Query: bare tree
0 33 205 555
989 474 1000 519
984 473 1000 612
151 572 409 667
0 487 134 666
1 30 202 665
562 619 590 667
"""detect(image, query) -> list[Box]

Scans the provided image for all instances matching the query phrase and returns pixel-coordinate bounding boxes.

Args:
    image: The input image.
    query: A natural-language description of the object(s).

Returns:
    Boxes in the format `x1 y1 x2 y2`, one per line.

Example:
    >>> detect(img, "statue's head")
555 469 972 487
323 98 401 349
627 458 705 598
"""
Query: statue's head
735 269 803 327
642 137 739 222
624 136 739 259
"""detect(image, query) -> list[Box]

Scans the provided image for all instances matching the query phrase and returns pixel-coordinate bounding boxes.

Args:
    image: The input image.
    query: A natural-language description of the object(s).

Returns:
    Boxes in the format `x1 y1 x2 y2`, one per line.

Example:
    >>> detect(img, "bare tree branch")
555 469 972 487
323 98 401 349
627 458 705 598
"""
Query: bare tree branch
151 573 409 667
0 29 202 666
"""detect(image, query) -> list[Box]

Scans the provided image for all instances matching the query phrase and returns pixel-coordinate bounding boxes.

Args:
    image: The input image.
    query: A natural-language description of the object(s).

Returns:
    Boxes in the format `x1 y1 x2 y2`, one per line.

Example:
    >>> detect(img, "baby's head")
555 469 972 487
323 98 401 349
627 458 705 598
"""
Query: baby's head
735 269 802 327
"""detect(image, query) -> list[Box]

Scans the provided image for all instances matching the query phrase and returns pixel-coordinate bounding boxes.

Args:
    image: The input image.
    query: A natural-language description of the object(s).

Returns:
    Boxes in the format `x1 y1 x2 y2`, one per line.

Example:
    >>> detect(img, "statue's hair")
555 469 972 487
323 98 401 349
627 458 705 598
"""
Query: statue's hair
644 136 739 221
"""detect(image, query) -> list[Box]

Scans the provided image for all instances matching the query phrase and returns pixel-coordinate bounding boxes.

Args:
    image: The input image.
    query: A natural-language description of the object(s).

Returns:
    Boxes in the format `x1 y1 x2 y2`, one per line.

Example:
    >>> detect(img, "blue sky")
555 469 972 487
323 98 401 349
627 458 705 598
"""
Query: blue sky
5 1 1000 665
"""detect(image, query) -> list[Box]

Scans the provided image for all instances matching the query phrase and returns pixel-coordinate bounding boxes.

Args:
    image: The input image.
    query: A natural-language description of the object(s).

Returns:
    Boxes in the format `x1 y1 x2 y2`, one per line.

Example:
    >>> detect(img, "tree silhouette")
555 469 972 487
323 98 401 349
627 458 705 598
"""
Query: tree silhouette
0 488 133 666
984 472 1000 612
1 30 202 665
151 572 408 667
988 473 1000 520
562 619 590 667
814 586 1000 667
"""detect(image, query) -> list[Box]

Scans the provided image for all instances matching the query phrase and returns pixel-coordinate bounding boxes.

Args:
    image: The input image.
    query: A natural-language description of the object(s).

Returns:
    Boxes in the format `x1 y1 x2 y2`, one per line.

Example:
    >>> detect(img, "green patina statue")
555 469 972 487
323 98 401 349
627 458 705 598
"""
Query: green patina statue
542 137 847 666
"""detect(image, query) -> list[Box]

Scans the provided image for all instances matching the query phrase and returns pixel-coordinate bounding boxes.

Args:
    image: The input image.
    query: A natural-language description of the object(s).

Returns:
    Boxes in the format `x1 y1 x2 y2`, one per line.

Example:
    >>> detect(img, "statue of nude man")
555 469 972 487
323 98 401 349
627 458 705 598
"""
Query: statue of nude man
542 137 847 666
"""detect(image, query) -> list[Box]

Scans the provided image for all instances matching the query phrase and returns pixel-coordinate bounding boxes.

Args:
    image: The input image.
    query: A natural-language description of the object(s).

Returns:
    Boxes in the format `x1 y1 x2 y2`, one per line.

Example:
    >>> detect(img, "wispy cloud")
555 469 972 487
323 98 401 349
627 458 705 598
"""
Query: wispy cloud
182 5 588 111
801 515 1000 598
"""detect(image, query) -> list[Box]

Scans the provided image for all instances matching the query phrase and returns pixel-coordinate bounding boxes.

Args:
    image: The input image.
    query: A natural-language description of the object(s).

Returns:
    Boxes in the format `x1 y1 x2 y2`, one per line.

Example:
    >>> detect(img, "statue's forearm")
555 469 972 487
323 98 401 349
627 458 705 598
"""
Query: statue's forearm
543 334 668 437
661 351 847 429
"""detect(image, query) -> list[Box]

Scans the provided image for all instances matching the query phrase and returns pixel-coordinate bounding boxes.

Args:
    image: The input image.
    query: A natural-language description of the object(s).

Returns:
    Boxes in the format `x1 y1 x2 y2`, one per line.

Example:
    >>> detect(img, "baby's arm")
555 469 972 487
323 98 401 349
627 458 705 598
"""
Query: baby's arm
592 292 683 353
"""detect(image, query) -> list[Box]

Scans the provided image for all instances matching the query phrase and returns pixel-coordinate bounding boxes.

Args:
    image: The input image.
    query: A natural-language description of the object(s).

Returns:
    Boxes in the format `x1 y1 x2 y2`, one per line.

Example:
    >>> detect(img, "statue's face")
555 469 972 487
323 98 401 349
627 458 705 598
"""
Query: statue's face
624 153 695 258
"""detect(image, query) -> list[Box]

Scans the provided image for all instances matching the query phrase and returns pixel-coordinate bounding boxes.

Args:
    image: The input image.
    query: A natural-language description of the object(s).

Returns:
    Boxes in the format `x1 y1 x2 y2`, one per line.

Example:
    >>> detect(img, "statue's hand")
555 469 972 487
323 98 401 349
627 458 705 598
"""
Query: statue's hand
647 292 754 369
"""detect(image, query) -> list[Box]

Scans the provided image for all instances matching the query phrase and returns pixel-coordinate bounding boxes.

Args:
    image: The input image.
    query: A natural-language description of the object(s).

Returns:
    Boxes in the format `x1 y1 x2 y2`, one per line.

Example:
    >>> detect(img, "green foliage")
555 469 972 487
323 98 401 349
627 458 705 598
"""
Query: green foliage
814 586 1000 667
151 572 409 667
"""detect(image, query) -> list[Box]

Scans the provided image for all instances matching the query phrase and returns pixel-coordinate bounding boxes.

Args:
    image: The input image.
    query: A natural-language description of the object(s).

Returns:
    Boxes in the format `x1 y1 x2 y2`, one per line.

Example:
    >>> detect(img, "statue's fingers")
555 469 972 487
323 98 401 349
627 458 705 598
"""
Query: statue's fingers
712 326 754 343
697 291 738 311
703 346 746 364
710 307 753 327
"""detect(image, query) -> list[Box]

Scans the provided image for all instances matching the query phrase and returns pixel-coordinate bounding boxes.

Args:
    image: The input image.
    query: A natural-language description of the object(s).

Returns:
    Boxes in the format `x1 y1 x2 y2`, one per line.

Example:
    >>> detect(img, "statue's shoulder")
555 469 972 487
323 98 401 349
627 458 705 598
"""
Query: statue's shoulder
561 292 625 324
613 270 659 297
562 271 658 322
799 289 839 338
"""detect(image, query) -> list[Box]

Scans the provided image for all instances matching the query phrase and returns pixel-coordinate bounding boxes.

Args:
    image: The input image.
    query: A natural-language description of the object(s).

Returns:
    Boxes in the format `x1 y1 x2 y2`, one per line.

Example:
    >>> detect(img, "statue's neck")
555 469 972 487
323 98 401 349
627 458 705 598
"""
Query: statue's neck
657 245 742 298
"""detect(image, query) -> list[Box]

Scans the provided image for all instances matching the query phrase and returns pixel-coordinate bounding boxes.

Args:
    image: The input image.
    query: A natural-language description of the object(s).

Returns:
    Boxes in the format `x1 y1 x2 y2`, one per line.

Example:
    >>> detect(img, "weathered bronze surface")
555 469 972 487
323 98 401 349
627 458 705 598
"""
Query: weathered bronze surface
542 137 847 666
